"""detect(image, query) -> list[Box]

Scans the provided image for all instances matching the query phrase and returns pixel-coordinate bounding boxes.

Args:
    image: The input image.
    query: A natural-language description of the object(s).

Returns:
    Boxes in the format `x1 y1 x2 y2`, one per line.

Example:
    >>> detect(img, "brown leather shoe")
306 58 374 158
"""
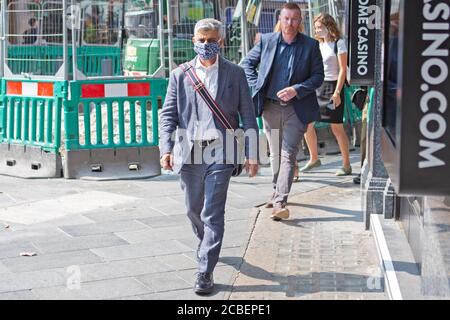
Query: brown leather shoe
271 203 289 221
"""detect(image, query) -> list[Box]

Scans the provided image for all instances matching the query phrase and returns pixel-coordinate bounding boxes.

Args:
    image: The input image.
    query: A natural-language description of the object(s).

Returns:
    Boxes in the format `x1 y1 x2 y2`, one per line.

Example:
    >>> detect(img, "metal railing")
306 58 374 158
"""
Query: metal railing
3 0 67 78
164 0 345 67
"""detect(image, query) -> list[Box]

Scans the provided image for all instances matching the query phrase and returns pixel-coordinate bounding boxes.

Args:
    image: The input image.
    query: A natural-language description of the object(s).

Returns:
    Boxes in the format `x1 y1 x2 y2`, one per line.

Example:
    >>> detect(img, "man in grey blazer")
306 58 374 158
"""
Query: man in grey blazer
159 18 259 295
241 3 324 221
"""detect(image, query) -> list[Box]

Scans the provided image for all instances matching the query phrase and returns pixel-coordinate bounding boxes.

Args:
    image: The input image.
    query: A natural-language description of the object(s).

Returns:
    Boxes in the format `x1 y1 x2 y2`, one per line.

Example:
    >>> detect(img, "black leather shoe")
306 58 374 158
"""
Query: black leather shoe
353 174 361 185
194 272 214 295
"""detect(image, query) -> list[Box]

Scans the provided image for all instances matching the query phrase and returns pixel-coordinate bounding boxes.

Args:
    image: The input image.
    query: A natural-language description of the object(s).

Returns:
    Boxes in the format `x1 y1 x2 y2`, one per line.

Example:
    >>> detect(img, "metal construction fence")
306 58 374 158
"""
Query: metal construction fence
1 0 349 77
3 0 67 77
0 0 360 180
2 0 347 79
164 0 346 69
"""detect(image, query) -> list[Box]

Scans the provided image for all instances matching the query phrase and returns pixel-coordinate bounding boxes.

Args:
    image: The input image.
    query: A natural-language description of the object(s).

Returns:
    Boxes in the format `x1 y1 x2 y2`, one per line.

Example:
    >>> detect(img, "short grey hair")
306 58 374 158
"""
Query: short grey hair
194 18 223 38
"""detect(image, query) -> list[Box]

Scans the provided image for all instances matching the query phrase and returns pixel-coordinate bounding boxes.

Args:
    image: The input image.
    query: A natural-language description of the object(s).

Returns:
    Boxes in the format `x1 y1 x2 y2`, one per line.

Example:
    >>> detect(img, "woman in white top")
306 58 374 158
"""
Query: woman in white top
298 13 352 177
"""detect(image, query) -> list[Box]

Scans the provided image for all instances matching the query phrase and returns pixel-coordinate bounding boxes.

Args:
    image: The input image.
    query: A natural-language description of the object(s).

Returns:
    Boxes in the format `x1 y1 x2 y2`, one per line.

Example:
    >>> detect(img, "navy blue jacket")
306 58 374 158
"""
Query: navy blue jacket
240 32 324 125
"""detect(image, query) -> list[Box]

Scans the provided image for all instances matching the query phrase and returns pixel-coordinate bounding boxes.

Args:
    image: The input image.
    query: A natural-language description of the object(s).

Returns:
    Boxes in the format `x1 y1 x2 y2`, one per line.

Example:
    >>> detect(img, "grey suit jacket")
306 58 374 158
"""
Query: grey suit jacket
159 56 259 173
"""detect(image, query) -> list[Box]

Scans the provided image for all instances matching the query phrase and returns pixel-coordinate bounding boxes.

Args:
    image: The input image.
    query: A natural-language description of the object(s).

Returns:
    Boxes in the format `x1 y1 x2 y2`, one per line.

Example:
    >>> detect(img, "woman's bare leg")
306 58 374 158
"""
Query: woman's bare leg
303 123 319 163
331 123 351 168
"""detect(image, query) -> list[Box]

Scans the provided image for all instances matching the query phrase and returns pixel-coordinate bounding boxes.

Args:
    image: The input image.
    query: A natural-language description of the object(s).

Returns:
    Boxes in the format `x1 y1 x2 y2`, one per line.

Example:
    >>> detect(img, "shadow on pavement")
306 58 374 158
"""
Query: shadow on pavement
294 179 356 187
215 257 384 297
282 203 363 223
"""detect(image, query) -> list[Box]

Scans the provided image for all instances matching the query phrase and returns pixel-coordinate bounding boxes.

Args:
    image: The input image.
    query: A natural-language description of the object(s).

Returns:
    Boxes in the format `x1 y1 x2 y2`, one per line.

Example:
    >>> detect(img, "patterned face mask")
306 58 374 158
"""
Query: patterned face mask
194 41 220 61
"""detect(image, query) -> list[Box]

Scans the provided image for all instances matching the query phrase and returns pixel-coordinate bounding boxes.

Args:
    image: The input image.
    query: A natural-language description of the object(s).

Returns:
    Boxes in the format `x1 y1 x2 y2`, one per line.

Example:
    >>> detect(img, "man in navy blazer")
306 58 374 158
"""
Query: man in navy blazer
159 18 259 295
241 3 324 220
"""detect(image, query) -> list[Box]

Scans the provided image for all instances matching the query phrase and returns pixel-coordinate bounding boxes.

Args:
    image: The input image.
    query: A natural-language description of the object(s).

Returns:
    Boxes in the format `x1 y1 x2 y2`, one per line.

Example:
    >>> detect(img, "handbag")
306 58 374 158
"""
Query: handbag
317 81 337 121
181 63 245 177
351 87 368 111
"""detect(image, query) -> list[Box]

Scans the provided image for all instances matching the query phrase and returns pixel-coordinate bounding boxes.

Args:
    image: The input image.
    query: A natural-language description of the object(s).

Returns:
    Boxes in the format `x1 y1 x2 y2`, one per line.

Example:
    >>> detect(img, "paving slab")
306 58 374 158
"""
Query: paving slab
0 191 139 225
139 288 222 300
77 257 170 282
31 278 152 300
228 180 387 300
154 253 198 271
138 266 237 300
115 225 193 244
0 227 69 245
0 269 68 293
0 261 11 274
90 240 193 261
136 272 192 293
137 214 189 228
1 250 103 273
0 290 39 300
0 241 42 259
32 233 129 254
59 220 149 237
83 207 164 223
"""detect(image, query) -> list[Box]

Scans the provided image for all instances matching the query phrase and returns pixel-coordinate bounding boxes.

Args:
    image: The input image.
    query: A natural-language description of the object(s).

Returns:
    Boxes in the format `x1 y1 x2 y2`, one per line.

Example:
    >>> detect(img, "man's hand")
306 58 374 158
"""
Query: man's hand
245 159 259 178
160 153 174 171
277 87 297 103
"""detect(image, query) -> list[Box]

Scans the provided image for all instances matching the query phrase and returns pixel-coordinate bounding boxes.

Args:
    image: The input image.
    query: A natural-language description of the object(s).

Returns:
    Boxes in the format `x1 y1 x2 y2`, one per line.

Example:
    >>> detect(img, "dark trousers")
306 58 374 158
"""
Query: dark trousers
360 118 367 167
179 149 234 273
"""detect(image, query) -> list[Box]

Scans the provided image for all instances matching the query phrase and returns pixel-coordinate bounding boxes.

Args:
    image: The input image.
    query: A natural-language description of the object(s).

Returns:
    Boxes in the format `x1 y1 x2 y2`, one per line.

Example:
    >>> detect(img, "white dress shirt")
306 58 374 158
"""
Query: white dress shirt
193 55 220 141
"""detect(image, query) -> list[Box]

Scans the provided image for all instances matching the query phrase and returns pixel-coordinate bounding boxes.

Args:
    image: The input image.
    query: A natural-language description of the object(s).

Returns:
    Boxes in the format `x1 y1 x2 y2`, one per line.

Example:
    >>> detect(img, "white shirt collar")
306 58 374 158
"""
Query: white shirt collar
195 55 219 70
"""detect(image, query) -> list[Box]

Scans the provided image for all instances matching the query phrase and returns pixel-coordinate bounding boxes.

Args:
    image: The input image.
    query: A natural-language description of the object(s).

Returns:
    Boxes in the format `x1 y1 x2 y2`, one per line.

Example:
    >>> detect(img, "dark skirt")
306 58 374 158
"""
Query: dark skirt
316 80 345 124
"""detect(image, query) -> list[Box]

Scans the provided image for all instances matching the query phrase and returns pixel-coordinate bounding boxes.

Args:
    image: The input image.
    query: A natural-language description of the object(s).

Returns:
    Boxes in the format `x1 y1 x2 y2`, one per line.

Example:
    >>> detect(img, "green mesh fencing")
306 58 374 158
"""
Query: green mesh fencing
7 45 122 77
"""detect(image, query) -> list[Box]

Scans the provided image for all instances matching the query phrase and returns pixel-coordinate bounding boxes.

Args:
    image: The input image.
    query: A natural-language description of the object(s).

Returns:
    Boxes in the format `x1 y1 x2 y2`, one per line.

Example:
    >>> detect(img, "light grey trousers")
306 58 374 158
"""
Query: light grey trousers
262 101 307 204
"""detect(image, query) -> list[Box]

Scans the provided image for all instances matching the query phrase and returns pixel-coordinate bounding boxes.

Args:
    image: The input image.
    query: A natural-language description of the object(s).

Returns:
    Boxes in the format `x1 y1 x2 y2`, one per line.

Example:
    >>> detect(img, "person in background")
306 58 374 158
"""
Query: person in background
23 18 38 45
352 87 369 185
300 13 352 176
84 15 97 43
272 20 305 183
241 3 324 221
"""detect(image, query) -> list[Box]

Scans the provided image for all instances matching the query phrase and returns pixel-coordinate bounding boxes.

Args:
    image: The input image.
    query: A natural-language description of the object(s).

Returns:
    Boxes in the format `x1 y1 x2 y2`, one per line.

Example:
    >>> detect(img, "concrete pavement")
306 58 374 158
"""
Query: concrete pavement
228 179 386 300
0 150 385 300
